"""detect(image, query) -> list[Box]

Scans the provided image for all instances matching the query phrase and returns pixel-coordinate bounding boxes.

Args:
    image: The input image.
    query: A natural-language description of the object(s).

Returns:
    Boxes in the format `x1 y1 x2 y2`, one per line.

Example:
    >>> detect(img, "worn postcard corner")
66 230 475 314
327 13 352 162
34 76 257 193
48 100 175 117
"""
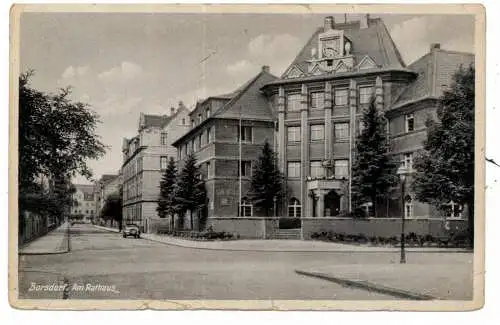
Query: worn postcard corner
9 3 485 311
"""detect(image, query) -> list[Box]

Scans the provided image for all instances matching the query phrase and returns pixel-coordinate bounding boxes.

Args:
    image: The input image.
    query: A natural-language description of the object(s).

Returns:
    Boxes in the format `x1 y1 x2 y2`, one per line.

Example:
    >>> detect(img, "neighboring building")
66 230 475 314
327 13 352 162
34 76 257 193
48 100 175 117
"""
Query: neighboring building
260 15 474 221
122 102 190 232
94 173 122 220
70 184 95 223
172 66 278 229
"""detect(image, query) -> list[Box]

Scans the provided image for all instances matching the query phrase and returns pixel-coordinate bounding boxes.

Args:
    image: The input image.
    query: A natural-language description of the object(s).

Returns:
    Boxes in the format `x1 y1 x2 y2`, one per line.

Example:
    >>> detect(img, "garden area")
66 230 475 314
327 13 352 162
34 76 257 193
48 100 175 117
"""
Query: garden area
310 231 471 248
156 226 239 241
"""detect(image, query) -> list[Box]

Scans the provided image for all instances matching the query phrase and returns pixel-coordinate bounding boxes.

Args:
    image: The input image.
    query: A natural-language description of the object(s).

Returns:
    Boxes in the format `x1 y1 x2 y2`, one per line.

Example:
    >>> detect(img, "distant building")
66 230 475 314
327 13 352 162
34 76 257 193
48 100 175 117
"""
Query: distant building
94 173 122 220
122 102 190 232
172 66 278 230
71 184 95 222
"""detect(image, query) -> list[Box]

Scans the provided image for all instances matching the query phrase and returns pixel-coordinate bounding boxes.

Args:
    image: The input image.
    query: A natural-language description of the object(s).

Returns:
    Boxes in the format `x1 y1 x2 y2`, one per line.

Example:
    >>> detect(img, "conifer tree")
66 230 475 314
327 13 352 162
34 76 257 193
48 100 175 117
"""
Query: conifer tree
412 65 475 245
351 98 398 217
174 154 206 230
157 157 178 229
249 140 283 217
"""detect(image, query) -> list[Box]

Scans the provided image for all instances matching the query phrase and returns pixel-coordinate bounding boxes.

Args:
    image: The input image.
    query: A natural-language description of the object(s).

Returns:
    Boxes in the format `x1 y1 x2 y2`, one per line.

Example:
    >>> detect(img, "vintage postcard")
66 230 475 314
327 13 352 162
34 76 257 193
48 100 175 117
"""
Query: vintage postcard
9 3 485 311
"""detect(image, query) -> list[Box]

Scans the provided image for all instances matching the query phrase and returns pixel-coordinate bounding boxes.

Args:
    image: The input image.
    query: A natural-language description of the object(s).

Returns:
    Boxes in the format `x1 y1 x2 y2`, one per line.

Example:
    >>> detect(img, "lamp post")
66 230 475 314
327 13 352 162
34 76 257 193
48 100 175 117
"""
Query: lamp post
397 166 409 264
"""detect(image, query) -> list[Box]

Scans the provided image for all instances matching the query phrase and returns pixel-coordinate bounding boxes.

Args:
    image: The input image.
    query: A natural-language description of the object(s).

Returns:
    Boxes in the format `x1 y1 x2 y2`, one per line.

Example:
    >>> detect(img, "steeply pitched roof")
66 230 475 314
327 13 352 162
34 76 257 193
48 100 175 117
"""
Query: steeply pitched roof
142 114 172 129
392 48 474 108
282 18 406 79
172 68 278 146
74 184 94 195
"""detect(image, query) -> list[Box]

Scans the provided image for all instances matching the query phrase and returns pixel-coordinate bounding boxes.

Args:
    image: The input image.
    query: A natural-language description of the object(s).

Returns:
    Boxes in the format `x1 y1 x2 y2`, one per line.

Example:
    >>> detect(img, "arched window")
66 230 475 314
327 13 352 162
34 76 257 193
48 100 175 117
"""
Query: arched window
404 195 413 218
288 198 302 218
240 197 253 217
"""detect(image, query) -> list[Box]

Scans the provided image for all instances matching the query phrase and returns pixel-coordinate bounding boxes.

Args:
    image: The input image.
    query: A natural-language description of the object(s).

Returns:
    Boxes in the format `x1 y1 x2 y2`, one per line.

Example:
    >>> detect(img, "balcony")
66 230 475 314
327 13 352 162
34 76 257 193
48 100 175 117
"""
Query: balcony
306 176 345 191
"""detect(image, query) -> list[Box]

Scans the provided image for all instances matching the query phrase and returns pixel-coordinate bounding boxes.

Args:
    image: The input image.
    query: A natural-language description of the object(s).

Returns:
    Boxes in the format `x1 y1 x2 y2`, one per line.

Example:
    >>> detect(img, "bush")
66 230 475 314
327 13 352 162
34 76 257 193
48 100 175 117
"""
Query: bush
279 218 301 229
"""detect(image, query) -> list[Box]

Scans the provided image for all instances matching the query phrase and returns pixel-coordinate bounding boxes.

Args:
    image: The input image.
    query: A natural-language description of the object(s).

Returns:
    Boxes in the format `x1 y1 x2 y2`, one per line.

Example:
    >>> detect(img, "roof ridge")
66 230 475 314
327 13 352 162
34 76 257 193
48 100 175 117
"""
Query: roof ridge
380 19 406 68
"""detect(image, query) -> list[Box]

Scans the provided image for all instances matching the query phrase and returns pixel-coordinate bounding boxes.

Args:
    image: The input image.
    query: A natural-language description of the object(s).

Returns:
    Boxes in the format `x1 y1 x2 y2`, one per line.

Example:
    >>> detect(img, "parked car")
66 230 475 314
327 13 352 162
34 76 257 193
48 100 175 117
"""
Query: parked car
122 224 141 239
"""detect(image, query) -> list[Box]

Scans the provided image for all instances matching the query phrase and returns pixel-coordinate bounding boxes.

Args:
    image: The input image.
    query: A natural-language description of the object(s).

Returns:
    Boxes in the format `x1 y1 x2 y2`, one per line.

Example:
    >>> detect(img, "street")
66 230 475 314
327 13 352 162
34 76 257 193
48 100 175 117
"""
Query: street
17 224 407 300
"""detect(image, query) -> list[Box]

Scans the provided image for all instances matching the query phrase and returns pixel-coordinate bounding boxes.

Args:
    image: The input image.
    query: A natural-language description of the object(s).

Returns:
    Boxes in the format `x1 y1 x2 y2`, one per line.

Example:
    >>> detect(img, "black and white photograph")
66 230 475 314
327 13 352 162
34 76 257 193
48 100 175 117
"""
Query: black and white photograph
9 4 485 310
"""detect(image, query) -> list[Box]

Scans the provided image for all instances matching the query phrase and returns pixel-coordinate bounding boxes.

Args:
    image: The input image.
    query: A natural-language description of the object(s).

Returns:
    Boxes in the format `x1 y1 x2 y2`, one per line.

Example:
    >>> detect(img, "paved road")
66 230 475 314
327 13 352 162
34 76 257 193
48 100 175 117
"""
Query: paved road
18 223 459 300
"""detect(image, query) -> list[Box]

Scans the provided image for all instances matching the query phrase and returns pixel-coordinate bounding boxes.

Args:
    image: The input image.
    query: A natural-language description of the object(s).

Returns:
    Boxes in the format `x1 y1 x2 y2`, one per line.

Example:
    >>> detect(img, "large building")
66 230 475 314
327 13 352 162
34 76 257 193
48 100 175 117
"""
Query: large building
172 66 278 230
122 102 190 232
70 184 96 223
169 15 472 238
261 15 474 221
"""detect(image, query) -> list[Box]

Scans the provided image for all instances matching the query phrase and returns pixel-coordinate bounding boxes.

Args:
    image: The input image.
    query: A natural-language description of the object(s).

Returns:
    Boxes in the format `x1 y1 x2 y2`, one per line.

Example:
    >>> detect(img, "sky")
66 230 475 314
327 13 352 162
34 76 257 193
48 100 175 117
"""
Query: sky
19 12 475 185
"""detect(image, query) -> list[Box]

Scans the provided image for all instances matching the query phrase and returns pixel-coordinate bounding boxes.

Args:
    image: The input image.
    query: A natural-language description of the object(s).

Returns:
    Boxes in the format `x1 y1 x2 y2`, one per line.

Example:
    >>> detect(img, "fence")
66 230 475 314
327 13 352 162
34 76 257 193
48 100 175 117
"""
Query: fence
19 212 49 246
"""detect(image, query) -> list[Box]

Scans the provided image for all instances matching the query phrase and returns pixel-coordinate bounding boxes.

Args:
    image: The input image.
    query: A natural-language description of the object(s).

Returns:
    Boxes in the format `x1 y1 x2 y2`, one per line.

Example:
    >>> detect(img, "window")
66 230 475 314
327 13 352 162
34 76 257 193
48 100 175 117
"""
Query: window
334 122 349 140
358 120 365 135
239 160 252 177
198 134 203 149
288 198 302 218
403 152 413 170
240 198 253 217
310 161 324 178
334 89 349 106
287 162 301 178
310 92 324 109
137 157 143 172
286 94 302 112
160 156 168 170
207 127 212 144
161 132 168 145
404 195 413 218
178 147 182 160
183 144 188 157
310 124 325 141
443 200 463 219
192 138 197 152
334 160 348 178
327 60 333 67
206 107 211 118
191 119 195 127
359 86 373 105
405 113 415 132
198 114 202 124
182 118 186 125
207 161 212 178
239 125 253 142
287 126 301 143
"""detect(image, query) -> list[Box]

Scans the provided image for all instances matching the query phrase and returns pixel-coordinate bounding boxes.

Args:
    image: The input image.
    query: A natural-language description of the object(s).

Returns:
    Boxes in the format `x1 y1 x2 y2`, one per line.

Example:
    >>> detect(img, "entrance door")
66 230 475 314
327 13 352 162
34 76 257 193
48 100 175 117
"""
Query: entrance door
324 190 341 217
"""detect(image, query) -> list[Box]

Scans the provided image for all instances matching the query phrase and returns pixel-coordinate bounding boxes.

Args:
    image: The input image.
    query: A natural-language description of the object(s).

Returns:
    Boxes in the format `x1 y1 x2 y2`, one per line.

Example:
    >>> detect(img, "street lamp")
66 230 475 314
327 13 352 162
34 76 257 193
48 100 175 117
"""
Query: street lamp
397 166 409 264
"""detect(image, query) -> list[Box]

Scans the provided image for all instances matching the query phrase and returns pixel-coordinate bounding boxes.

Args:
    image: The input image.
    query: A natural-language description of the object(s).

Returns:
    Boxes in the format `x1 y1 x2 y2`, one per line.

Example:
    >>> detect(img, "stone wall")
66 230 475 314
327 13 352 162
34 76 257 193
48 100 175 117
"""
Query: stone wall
301 217 468 239
208 217 266 239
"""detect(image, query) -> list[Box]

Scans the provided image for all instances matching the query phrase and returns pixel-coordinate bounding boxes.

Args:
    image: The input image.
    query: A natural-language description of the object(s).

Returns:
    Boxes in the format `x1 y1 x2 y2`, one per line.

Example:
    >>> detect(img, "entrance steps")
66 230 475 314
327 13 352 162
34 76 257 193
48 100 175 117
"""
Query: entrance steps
268 228 301 240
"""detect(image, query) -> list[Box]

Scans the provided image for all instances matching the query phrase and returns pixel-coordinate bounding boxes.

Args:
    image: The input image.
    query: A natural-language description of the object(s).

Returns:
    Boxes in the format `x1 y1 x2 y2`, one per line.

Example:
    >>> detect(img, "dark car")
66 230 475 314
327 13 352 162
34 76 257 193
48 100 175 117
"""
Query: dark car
122 224 141 239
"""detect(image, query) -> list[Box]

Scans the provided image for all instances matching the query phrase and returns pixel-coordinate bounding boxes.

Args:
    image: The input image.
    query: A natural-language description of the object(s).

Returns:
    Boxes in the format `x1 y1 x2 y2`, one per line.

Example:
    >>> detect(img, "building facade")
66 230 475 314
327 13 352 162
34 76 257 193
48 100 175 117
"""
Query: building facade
122 102 190 231
70 184 95 223
172 66 278 229
261 15 474 222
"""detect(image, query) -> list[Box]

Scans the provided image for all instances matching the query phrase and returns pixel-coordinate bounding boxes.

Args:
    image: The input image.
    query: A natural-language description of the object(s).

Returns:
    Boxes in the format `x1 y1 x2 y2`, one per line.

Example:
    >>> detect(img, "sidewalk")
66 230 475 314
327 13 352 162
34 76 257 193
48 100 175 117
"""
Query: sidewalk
295 262 474 300
93 224 472 253
19 222 70 255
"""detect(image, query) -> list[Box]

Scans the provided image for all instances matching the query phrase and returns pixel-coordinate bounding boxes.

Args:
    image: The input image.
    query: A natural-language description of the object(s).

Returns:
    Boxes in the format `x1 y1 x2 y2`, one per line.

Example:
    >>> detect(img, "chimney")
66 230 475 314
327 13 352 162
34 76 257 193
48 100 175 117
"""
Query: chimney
170 107 175 116
430 43 441 51
360 14 370 29
324 16 335 31
262 65 270 73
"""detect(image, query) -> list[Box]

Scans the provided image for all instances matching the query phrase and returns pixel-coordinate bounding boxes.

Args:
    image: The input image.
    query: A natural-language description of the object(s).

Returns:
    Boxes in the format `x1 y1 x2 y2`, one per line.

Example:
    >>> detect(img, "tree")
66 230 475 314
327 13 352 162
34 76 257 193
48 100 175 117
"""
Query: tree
18 71 106 227
101 187 123 230
157 157 178 230
412 65 475 245
174 154 207 230
249 140 283 217
351 98 398 217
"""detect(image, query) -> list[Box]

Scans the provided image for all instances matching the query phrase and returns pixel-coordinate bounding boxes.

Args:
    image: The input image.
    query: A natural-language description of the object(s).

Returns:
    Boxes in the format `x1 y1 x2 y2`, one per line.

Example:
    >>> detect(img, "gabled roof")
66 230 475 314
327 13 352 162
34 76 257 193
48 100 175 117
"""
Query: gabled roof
142 114 171 129
281 18 406 79
392 48 474 108
172 68 278 147
74 184 95 196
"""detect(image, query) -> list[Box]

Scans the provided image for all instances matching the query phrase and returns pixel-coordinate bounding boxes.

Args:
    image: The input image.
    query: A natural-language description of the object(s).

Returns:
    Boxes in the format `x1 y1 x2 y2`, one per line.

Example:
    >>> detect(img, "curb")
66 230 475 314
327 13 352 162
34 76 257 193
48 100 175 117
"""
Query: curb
295 270 436 300
139 235 471 253
93 225 121 233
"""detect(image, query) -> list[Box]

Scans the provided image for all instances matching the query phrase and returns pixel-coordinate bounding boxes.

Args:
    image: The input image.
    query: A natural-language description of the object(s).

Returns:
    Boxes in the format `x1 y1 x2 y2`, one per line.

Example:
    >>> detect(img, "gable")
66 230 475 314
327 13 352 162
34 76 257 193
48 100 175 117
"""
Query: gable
309 64 323 75
283 65 304 79
357 55 378 70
